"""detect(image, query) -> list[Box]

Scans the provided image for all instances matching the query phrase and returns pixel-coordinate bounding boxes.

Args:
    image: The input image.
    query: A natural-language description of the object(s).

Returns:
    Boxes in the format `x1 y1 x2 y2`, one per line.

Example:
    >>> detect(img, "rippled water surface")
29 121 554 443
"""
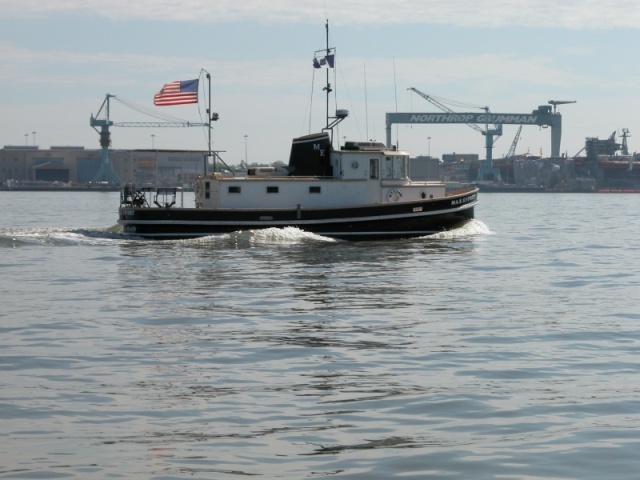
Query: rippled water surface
1 191 639 479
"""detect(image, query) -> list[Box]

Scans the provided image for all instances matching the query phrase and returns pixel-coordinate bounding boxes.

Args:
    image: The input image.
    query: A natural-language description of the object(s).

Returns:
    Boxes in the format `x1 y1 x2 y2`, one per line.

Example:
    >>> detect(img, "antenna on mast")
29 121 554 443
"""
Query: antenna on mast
322 19 331 130
201 69 220 174
313 20 348 146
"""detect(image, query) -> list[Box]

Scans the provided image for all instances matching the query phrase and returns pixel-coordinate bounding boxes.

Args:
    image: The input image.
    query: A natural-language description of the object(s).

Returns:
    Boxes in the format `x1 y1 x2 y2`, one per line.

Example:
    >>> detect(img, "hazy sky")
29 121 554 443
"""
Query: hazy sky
1 0 639 163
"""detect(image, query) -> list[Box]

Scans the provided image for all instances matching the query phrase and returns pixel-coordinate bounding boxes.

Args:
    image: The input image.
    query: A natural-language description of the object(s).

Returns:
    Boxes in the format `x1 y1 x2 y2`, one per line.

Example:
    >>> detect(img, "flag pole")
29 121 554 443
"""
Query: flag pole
201 69 213 174
208 70 213 173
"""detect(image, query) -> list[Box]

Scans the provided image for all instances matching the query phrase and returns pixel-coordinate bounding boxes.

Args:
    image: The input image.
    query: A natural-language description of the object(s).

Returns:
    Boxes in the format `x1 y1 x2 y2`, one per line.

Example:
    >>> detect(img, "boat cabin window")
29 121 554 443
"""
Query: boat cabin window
267 186 279 194
394 156 407 178
309 186 321 194
228 186 241 194
384 155 407 179
205 181 210 199
369 158 379 179
384 157 393 178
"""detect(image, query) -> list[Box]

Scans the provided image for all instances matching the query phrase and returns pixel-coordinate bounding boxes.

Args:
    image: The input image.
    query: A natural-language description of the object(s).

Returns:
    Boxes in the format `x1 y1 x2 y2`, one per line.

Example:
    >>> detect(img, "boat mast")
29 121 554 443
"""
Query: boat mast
207 71 212 172
323 20 332 131
314 21 347 147
202 70 212 174
201 69 220 174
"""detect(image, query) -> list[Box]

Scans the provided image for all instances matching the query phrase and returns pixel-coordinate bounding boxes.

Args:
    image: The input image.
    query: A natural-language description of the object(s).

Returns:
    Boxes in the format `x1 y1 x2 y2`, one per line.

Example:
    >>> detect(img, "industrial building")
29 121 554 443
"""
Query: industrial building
0 146 208 188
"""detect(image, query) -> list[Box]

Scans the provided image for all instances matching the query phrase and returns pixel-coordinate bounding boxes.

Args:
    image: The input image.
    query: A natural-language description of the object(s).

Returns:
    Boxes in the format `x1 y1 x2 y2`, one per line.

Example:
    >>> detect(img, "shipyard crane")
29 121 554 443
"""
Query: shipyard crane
408 87 502 180
89 94 212 184
407 87 486 134
387 100 568 163
506 125 523 158
548 100 576 113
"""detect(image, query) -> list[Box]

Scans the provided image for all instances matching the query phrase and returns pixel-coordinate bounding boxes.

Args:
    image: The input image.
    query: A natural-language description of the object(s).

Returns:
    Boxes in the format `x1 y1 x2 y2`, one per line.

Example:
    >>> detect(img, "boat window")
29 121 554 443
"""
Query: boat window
393 156 407 178
384 156 393 178
369 158 379 179
228 186 241 194
309 186 321 193
267 186 279 193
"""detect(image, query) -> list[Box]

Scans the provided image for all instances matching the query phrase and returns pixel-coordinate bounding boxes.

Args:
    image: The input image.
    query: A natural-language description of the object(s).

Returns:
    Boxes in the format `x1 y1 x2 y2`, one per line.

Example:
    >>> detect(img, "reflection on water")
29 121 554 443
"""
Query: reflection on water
114 223 484 317
309 435 426 455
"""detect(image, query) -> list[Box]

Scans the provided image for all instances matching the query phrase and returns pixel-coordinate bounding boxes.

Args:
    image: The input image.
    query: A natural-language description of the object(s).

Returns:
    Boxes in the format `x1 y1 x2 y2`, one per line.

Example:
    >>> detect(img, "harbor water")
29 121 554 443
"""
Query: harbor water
1 191 639 479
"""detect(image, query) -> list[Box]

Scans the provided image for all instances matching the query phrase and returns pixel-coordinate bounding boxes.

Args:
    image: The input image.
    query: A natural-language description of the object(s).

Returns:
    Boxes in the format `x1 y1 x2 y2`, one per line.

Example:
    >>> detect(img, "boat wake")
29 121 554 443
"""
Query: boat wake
0 226 128 247
436 218 495 240
248 227 338 244
180 227 338 246
1 220 492 249
426 218 494 240
179 222 491 246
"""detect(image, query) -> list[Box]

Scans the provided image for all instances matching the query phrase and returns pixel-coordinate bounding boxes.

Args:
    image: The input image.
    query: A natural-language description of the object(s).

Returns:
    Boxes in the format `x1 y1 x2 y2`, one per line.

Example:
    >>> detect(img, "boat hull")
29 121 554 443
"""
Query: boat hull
118 188 478 240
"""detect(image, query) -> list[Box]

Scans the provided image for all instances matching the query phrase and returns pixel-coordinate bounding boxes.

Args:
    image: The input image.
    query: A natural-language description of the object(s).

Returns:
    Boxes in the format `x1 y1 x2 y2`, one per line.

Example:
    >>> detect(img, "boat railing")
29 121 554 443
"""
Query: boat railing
121 184 150 208
121 185 183 208
153 188 178 208
445 186 479 196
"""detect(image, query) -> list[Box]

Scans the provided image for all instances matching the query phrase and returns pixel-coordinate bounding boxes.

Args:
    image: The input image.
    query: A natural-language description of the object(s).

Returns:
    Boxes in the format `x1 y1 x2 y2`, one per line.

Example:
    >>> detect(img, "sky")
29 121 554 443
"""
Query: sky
1 0 639 165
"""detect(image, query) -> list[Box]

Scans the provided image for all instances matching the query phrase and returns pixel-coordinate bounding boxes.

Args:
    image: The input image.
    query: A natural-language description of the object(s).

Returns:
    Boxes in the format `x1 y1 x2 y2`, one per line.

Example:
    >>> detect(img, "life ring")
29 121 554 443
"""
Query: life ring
387 188 403 202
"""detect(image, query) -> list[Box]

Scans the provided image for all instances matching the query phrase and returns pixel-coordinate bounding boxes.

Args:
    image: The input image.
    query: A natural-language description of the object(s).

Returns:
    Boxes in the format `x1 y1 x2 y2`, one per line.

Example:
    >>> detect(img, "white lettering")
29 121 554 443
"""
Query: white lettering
410 113 475 123
312 143 326 156
408 114 540 125
479 114 538 124
451 193 476 206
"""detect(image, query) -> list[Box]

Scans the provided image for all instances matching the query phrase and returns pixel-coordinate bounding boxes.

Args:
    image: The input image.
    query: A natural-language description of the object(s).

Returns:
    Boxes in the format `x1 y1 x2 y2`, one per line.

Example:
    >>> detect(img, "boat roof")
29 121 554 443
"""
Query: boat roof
341 141 407 155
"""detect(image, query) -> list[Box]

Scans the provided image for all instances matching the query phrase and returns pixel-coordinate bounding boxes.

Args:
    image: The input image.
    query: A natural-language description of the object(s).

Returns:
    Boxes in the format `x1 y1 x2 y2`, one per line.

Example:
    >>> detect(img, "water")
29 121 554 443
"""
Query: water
1 191 639 479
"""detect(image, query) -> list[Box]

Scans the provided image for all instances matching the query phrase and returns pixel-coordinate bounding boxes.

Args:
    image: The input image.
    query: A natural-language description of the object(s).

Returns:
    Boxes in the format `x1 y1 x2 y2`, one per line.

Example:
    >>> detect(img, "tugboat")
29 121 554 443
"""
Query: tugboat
118 24 478 241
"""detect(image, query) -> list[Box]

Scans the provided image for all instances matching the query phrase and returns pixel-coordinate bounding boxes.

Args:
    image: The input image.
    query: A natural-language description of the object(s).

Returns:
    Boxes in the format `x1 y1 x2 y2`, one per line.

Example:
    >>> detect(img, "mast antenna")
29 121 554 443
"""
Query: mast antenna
312 20 347 146
200 69 219 174
323 19 331 130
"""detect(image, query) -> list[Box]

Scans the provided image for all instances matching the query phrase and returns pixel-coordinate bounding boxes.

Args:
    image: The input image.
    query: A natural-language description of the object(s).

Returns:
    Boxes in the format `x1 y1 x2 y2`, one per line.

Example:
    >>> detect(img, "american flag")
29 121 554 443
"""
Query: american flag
154 79 199 106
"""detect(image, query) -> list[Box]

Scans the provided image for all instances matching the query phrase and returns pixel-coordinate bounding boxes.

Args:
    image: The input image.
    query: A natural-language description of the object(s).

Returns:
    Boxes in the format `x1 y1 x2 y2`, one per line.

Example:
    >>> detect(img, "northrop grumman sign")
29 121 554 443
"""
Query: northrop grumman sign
386 111 553 126
408 113 541 124
385 108 560 157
